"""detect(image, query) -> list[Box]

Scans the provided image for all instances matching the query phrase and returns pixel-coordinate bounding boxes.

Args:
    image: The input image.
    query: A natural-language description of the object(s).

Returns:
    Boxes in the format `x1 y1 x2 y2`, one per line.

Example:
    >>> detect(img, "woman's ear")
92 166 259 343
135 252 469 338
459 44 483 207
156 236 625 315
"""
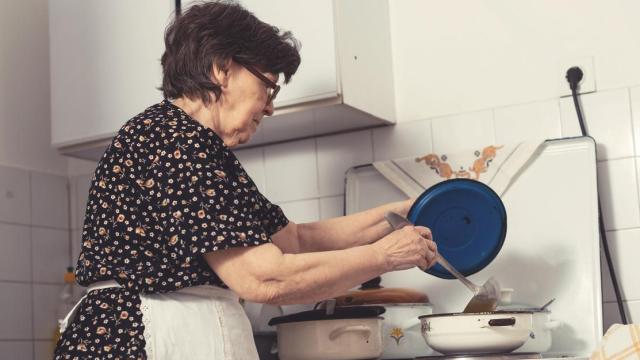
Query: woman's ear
211 59 232 88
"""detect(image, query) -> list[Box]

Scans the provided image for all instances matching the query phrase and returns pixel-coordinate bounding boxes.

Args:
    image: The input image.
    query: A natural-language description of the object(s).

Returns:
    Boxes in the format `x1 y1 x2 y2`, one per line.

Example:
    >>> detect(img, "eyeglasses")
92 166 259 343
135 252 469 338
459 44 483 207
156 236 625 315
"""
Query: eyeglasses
241 64 280 105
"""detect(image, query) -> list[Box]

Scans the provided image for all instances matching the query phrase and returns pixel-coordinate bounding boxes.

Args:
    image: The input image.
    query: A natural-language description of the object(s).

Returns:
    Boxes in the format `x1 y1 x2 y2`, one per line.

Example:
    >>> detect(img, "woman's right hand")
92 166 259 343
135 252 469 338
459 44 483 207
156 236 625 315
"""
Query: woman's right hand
372 225 438 272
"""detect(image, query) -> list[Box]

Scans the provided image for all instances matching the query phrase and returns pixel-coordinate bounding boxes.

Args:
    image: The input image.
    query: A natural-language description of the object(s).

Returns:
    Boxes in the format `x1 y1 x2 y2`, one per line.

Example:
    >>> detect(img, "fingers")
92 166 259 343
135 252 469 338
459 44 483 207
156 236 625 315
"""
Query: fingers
414 226 432 240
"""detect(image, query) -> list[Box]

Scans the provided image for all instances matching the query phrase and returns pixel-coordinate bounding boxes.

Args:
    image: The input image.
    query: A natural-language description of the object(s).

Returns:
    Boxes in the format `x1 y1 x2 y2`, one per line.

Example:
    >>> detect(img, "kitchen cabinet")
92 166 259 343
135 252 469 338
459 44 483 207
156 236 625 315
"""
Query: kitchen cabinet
238 0 339 107
50 0 394 160
49 0 174 149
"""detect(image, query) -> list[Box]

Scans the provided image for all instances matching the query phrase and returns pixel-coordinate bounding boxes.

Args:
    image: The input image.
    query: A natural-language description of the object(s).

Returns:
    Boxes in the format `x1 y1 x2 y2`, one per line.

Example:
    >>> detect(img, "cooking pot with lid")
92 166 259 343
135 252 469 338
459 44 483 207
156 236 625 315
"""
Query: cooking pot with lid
331 277 436 358
268 305 385 360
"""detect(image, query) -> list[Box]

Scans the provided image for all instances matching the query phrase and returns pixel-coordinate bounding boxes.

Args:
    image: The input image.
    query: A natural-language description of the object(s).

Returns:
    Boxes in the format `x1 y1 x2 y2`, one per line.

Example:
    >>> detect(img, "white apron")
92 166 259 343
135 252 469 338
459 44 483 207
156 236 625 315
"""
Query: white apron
60 281 259 360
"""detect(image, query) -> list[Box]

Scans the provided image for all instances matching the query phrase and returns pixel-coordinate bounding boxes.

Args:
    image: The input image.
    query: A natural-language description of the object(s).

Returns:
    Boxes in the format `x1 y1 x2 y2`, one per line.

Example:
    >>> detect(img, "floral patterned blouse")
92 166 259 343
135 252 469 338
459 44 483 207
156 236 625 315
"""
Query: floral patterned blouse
54 100 288 359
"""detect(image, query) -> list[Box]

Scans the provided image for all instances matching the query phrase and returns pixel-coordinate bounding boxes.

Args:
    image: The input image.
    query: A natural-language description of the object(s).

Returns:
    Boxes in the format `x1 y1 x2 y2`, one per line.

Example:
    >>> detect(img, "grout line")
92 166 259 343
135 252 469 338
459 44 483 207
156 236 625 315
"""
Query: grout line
66 179 73 267
0 279 66 286
369 128 376 162
491 108 497 145
0 220 72 232
28 170 36 345
626 88 640 227
314 138 321 199
603 299 640 304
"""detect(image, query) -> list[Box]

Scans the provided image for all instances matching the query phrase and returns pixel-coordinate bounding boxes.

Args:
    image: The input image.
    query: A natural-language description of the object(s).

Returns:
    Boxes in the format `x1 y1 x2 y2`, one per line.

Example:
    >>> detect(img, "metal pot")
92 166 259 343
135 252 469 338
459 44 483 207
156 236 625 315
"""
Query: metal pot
332 277 434 358
269 305 385 360
419 311 534 355
497 304 561 353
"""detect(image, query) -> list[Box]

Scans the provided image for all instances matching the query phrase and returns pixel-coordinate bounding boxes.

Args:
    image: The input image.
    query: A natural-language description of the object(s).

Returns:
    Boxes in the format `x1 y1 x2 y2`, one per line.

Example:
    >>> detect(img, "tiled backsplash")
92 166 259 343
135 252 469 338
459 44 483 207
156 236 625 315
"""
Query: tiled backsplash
2 86 640 359
0 168 71 360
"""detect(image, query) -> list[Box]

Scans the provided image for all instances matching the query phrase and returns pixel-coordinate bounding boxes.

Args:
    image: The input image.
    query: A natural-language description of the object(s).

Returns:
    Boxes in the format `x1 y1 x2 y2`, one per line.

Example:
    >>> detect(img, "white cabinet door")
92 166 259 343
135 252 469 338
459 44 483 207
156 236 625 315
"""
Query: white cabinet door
182 0 338 108
50 0 174 147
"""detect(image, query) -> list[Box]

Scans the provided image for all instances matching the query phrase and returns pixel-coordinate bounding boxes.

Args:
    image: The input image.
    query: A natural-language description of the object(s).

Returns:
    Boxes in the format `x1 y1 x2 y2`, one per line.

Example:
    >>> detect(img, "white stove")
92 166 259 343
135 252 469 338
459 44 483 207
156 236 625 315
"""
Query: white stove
345 137 600 360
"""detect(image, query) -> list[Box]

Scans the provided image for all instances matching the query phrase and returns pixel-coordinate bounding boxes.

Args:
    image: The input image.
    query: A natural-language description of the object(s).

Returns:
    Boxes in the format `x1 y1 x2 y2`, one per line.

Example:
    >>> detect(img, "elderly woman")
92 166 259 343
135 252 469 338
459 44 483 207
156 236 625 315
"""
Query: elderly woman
54 2 438 359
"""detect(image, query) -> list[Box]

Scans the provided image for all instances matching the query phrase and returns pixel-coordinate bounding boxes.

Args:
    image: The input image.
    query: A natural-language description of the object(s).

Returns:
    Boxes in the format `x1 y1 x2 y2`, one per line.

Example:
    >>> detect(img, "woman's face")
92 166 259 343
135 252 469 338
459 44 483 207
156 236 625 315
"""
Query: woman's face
214 62 277 148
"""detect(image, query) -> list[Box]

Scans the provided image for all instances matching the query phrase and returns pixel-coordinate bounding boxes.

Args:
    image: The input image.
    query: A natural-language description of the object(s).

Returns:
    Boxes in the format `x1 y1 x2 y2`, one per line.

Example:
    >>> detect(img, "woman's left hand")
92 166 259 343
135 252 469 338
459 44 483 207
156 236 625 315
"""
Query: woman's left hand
397 197 417 217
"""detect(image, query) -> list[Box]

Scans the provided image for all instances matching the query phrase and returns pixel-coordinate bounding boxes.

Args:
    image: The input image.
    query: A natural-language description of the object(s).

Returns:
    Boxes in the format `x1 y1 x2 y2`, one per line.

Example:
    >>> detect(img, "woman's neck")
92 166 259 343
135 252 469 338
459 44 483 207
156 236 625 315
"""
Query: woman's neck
172 96 218 131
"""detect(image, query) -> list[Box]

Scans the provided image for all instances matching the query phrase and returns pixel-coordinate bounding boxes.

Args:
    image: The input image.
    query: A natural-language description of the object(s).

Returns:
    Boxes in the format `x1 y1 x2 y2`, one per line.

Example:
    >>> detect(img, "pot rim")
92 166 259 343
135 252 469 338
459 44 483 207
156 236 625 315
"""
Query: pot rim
274 316 385 327
419 310 535 319
341 302 433 307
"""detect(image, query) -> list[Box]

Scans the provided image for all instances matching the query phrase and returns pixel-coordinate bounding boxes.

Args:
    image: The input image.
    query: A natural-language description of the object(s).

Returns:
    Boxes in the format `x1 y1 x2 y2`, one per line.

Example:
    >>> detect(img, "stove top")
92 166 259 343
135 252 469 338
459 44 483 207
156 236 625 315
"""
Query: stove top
414 352 542 360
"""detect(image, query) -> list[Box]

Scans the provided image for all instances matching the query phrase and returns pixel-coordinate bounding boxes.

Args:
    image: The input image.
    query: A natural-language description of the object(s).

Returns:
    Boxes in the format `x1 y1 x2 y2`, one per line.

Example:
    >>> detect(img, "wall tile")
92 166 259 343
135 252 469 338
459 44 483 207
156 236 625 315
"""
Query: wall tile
560 89 634 160
319 196 344 220
0 165 30 225
317 130 373 196
233 147 266 193
33 284 63 340
632 87 640 156
30 171 69 229
431 110 495 155
601 229 640 303
372 119 432 161
35 340 53 360
71 229 82 269
0 341 33 360
0 224 31 282
0 282 33 339
494 100 562 144
597 159 640 230
32 228 70 283
603 300 640 332
264 139 318 202
70 174 91 230
278 199 320 224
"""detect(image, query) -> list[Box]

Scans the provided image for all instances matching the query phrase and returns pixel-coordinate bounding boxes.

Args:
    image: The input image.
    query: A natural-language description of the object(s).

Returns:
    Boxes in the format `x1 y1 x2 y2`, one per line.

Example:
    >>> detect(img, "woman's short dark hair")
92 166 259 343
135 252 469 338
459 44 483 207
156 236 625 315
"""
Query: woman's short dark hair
161 0 301 105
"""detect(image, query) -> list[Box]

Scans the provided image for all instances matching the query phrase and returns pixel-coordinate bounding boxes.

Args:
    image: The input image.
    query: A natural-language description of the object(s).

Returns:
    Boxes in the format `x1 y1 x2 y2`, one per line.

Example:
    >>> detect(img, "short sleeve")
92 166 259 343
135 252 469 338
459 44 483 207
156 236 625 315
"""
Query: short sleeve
139 128 288 255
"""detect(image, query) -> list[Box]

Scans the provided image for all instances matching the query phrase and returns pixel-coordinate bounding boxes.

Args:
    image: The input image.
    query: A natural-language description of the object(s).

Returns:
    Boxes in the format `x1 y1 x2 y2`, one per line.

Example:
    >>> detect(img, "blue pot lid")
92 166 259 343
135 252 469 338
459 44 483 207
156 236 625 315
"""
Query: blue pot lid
407 179 507 279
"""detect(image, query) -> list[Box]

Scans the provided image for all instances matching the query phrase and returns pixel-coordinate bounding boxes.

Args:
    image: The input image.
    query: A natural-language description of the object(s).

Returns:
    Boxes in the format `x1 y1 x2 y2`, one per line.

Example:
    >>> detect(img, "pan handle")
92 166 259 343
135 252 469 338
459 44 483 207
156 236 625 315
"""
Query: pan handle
329 325 372 341
488 317 516 327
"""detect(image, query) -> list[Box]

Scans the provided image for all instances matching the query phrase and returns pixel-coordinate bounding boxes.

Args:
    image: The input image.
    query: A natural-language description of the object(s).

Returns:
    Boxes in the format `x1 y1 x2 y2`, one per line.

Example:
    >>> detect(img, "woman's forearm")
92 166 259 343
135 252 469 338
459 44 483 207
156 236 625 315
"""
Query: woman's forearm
297 198 412 252
260 244 387 305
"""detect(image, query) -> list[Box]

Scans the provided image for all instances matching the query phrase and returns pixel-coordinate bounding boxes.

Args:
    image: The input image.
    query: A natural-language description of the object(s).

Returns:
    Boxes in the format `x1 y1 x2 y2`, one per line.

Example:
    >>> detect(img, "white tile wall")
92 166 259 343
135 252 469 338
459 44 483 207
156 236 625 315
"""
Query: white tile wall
278 199 320 224
69 174 91 230
631 86 640 156
597 159 640 230
30 171 69 229
432 110 495 155
372 118 432 160
32 284 63 340
31 228 70 284
34 341 53 360
0 224 31 282
0 282 33 339
494 100 562 144
0 341 33 360
71 230 82 269
560 89 634 160
319 196 344 220
0 165 31 225
233 147 266 193
601 229 640 302
317 130 373 196
602 300 640 331
264 139 318 202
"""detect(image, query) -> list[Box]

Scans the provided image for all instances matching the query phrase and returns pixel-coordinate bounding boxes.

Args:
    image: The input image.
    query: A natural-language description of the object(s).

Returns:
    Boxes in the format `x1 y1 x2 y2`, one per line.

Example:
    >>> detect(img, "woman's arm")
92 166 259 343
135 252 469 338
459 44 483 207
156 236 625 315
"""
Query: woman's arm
204 224 435 305
288 198 414 253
